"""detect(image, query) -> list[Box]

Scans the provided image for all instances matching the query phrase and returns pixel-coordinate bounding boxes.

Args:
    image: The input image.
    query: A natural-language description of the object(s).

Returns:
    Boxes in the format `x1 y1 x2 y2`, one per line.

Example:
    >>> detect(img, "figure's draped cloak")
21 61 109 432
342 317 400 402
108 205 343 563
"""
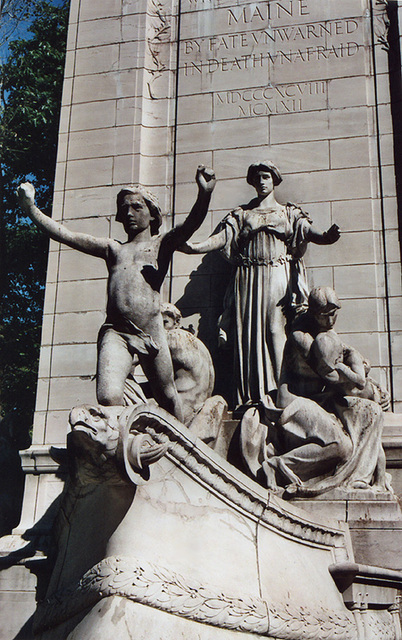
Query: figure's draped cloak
218 203 312 406
272 396 386 496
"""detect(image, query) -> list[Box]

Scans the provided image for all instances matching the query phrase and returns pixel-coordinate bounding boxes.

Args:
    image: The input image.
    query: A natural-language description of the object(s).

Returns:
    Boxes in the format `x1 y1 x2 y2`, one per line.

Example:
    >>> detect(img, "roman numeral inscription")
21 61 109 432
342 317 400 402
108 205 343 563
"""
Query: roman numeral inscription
214 81 326 118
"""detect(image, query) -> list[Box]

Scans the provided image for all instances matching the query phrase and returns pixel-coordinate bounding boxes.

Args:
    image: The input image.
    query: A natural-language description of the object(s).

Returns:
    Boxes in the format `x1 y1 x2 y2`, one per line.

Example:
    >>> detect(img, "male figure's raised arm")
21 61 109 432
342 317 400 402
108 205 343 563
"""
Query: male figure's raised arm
161 166 216 257
17 182 110 259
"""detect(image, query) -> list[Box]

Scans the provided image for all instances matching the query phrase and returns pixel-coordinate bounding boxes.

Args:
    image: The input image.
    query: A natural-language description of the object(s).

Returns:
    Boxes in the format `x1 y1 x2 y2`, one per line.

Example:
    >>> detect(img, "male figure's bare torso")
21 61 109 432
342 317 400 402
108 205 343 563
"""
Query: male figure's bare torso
106 235 165 329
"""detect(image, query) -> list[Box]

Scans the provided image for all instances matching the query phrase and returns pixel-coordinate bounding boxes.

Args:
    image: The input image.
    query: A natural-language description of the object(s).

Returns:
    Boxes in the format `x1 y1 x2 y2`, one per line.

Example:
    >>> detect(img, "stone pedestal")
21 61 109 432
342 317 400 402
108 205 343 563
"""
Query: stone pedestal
26 406 402 640
291 489 402 571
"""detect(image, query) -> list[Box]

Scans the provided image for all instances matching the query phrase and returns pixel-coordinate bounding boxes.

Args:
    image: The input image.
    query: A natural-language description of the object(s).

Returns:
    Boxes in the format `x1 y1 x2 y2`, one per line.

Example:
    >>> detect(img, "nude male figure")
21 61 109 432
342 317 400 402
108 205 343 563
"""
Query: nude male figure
17 166 216 421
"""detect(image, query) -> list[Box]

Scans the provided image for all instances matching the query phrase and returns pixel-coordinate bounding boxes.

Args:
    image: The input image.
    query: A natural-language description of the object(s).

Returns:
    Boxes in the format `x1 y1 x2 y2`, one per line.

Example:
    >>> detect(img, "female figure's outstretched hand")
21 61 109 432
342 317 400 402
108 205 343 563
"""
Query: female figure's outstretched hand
307 223 341 245
323 223 341 244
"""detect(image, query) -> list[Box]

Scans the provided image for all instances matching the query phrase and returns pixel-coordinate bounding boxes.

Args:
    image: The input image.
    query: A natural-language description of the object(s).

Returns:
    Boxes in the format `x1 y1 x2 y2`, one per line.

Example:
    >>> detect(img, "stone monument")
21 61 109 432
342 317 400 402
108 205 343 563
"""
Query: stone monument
0 1 402 639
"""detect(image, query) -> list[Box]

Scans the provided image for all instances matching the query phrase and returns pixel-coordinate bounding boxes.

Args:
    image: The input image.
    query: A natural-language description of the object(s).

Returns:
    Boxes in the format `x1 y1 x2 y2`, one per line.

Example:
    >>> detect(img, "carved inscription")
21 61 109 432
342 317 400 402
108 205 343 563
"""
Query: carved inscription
181 20 361 73
183 41 359 73
179 0 365 117
183 20 360 61
186 0 310 18
214 81 326 118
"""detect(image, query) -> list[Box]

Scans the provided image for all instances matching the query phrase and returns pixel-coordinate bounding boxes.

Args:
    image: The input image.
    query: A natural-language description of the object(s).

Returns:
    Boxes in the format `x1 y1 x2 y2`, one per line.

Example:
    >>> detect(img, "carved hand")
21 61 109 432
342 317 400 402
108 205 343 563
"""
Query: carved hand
17 182 36 212
196 165 216 194
334 362 365 389
380 389 391 412
323 223 340 244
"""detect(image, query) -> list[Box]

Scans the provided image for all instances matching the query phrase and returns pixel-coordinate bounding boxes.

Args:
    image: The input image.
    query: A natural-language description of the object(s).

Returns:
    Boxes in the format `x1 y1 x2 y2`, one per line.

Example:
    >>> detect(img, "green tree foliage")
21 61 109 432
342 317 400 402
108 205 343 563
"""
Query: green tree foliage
0 0 69 429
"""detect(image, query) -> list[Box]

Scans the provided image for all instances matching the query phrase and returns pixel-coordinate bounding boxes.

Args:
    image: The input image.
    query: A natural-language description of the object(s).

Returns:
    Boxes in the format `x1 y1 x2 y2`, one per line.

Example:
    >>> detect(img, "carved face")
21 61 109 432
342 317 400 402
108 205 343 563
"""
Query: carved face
120 193 152 236
69 405 121 456
251 170 274 197
161 302 181 330
162 312 176 330
314 309 338 331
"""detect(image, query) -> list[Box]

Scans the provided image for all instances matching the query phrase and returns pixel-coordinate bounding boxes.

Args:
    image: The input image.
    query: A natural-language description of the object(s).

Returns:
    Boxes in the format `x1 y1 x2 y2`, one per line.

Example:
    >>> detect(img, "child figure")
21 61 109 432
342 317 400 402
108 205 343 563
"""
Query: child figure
278 286 390 410
18 166 216 421
311 317 391 410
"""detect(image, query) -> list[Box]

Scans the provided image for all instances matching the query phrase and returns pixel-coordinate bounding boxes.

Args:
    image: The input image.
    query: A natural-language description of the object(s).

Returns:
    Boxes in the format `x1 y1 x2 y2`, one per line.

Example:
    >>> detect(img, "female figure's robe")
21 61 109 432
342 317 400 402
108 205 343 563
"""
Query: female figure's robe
218 203 312 406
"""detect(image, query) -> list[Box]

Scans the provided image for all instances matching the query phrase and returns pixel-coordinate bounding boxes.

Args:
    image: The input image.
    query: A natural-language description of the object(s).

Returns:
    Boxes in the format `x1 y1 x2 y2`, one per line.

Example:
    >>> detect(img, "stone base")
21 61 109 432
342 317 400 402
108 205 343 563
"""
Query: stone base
383 412 402 498
0 444 66 640
0 563 36 640
1 411 402 639
0 533 53 640
35 596 286 640
25 405 402 640
290 492 402 570
36 588 402 640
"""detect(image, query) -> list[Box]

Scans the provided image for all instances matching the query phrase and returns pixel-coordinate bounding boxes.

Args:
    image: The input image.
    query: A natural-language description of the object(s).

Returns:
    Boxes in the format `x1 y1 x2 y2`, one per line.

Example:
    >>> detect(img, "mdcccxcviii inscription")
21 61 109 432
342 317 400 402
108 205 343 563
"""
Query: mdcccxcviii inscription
214 81 326 118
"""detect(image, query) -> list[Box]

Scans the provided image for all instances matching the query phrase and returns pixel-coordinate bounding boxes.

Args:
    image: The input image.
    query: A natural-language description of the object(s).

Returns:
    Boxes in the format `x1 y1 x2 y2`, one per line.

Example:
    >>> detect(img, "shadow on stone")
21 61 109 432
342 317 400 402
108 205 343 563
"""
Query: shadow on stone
175 252 235 407
0 413 30 538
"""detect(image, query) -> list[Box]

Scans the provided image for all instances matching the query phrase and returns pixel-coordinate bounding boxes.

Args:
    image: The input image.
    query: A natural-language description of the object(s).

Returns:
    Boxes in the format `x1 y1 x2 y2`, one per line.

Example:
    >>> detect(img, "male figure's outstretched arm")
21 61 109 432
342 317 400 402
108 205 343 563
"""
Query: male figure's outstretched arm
17 182 110 259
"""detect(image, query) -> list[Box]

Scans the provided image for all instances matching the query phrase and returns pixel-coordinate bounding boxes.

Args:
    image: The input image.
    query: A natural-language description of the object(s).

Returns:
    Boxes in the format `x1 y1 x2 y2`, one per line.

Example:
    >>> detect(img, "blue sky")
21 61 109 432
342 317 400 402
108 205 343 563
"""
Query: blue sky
0 0 68 59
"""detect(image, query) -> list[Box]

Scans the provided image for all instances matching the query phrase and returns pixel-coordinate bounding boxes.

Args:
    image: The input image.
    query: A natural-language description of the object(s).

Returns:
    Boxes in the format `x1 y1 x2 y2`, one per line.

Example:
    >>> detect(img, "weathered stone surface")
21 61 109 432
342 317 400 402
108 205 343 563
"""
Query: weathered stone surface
18 168 216 419
182 164 340 407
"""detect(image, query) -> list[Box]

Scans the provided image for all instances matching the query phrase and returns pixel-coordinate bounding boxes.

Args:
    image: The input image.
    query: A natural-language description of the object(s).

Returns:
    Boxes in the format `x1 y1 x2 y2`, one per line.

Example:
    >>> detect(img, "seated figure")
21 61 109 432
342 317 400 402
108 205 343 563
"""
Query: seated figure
125 303 227 441
159 303 215 427
240 287 391 497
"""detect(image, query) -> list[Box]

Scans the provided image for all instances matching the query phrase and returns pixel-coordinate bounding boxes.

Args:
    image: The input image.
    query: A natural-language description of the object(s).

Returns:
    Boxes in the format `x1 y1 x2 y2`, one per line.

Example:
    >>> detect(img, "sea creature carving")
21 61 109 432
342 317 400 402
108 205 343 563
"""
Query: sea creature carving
68 404 168 485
